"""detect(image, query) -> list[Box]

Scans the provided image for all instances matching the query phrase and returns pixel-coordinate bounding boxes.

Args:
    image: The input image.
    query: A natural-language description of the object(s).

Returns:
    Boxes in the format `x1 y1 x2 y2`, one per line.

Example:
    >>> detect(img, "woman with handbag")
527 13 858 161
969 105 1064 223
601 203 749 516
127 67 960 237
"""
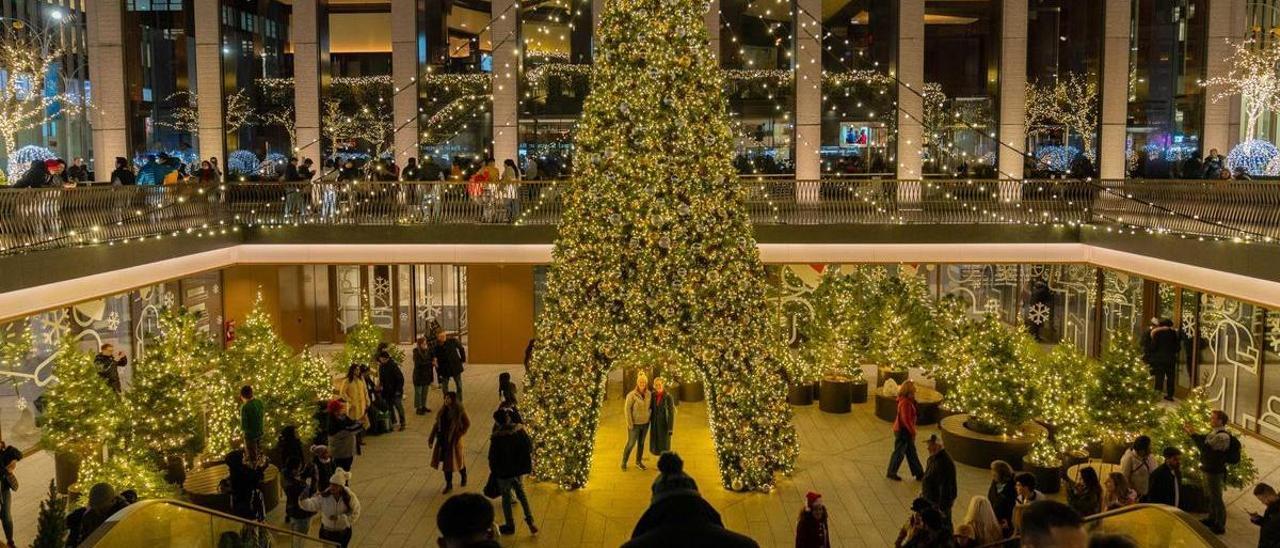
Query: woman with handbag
429 391 471 494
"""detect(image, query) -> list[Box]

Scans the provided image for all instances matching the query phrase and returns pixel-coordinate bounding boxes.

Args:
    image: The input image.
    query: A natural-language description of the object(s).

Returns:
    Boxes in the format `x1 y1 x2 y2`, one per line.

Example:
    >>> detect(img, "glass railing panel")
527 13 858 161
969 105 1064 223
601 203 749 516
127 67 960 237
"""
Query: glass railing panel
1084 504 1226 548
82 499 337 548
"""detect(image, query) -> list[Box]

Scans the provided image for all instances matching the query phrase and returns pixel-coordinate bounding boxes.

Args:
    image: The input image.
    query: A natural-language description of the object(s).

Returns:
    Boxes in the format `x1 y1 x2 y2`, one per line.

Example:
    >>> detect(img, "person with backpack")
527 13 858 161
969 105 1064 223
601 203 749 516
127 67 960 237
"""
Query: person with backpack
1185 410 1240 535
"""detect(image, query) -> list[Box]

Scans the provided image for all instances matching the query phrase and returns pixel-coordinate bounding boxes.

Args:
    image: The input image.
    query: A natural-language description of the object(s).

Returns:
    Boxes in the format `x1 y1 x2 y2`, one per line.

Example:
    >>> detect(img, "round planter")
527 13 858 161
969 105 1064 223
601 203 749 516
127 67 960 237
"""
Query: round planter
938 414 1047 469
1101 439 1127 464
877 367 909 388
54 451 80 495
1029 464 1062 494
678 381 705 403
932 378 950 396
818 379 853 414
787 384 815 406
874 387 944 425
850 381 869 404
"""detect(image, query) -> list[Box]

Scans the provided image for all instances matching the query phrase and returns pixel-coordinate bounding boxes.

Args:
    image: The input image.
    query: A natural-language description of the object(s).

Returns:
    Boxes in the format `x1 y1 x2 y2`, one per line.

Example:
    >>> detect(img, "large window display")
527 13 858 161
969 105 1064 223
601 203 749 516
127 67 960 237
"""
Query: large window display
123 0 197 160
518 0 592 178
1127 0 1207 178
819 0 896 178
720 0 796 175
420 0 494 174
222 0 292 165
922 0 999 178
1024 0 1102 177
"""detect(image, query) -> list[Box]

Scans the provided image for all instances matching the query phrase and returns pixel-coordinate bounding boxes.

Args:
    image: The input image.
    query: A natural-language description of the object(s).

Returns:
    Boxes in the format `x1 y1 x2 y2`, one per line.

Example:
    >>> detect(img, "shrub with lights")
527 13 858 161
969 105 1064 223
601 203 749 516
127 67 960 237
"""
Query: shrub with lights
1088 333 1162 444
524 0 796 492
227 149 261 178
337 309 404 369
864 274 938 376
948 314 1041 434
1150 386 1258 489
1027 344 1096 466
6 145 56 183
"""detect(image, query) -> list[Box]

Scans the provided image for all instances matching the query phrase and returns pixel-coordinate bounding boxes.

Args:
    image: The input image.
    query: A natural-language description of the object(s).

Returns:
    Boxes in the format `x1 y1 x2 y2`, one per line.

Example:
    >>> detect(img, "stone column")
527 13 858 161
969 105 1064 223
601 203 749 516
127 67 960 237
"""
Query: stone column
392 0 419 164
193 0 224 167
794 0 822 193
998 0 1027 185
897 0 924 200
1099 0 1131 180
1203 0 1247 154
706 0 720 64
491 0 518 164
293 0 328 164
84 0 127 180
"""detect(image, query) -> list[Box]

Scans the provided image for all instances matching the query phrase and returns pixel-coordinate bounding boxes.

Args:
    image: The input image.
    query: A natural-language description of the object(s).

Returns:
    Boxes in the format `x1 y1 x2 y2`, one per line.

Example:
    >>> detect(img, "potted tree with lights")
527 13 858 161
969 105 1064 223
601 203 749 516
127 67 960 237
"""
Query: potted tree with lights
1150 386 1258 512
1088 333 1162 463
1025 344 1097 494
802 268 875 411
866 275 937 389
938 315 1047 468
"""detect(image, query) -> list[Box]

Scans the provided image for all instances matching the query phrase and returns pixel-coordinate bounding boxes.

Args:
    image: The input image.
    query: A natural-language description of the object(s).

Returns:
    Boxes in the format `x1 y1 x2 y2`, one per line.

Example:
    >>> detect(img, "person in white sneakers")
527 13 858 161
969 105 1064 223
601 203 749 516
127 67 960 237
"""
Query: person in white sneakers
299 468 361 547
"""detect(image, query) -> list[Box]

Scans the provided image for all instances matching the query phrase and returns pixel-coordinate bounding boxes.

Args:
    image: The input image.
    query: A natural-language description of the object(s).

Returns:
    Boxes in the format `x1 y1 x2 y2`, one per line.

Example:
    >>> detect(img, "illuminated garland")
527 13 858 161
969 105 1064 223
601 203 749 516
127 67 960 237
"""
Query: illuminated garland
946 315 1040 434
525 0 797 491
40 337 119 458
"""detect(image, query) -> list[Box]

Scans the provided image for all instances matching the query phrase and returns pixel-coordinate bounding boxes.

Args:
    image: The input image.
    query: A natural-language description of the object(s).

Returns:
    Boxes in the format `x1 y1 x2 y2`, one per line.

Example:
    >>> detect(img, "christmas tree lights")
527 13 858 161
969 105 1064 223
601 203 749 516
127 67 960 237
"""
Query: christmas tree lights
337 310 404 369
0 21 85 157
1150 386 1258 489
40 338 120 458
524 0 797 491
1031 344 1096 461
1088 333 1161 444
948 315 1040 434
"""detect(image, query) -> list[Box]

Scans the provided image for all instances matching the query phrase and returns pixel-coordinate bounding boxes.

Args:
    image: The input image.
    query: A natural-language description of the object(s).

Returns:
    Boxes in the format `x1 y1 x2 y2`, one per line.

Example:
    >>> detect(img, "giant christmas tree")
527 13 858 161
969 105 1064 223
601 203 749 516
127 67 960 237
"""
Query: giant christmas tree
524 0 797 490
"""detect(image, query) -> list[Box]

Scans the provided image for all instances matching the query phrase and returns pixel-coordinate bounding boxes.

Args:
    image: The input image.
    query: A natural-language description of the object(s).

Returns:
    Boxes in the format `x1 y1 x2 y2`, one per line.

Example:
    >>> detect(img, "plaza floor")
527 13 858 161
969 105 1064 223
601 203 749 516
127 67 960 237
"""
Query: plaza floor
7 362 1280 547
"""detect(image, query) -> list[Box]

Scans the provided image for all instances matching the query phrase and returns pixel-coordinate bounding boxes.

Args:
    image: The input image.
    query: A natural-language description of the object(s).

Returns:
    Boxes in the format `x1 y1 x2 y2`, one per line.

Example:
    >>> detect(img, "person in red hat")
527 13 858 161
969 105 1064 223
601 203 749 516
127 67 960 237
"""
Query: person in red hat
795 491 830 548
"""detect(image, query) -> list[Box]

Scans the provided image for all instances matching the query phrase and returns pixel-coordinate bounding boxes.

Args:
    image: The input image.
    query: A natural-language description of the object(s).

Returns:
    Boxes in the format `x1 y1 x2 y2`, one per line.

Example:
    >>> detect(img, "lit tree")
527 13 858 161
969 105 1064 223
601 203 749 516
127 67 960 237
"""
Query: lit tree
1150 386 1258 489
1031 344 1095 459
337 309 404 369
322 99 362 158
1088 333 1162 444
40 337 120 458
259 104 296 152
525 0 797 491
1025 72 1099 160
1204 38 1280 139
159 89 254 140
921 83 949 149
30 480 66 548
0 20 86 157
865 275 938 375
949 315 1040 434
73 453 175 500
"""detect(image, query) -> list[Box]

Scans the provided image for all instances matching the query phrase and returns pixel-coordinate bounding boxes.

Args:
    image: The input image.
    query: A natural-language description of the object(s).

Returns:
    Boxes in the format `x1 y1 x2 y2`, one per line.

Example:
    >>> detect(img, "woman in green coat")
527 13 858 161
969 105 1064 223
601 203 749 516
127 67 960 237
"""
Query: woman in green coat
648 377 676 455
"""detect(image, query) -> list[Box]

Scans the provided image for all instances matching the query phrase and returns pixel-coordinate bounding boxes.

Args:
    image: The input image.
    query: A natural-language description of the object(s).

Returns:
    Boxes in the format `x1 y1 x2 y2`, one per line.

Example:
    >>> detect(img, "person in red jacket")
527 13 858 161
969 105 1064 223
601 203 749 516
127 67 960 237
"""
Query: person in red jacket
887 380 924 481
795 491 830 548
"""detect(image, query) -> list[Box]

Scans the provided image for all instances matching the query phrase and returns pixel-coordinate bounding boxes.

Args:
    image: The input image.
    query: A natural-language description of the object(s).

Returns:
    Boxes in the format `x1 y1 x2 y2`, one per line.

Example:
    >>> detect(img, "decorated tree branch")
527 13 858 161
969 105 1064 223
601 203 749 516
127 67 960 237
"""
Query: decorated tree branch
525 0 796 491
0 21 86 156
1204 38 1280 140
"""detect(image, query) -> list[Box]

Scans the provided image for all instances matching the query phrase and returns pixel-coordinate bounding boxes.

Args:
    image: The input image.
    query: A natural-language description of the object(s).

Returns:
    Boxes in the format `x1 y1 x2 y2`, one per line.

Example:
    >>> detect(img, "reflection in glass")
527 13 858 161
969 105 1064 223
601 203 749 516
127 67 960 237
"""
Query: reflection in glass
1024 0 1102 177
420 0 495 173
923 0 999 178
123 1 196 158
1127 0 1207 178
820 0 896 178
720 0 796 175
518 0 592 177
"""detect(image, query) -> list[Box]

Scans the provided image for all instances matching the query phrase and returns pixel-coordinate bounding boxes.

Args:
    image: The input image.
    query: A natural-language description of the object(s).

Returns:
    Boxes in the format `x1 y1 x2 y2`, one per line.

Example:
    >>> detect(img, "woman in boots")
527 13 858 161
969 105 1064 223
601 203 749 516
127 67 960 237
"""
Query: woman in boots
429 391 471 493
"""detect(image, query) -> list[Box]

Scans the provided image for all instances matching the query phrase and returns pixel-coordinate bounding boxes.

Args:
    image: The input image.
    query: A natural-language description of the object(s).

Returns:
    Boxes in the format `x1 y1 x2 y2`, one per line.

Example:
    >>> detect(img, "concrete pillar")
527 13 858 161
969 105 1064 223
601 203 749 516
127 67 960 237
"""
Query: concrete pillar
706 0 720 64
794 0 822 190
194 0 224 167
84 0 128 180
491 0 518 164
392 0 420 165
897 0 924 197
998 0 1027 184
1203 0 1247 153
293 0 328 163
1099 0 1130 180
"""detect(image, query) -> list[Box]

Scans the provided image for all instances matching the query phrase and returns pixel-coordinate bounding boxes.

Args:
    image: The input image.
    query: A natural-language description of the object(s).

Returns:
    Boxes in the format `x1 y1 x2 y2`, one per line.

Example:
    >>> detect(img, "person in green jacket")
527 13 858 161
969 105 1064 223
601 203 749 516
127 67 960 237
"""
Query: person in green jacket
240 385 266 464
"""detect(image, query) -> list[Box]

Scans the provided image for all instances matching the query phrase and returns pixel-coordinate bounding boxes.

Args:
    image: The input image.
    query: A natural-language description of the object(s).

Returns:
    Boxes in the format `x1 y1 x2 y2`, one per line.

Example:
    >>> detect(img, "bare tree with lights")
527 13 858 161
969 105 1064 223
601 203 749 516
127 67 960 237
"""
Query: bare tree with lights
1025 72 1099 160
0 19 86 157
1204 38 1280 140
159 89 254 141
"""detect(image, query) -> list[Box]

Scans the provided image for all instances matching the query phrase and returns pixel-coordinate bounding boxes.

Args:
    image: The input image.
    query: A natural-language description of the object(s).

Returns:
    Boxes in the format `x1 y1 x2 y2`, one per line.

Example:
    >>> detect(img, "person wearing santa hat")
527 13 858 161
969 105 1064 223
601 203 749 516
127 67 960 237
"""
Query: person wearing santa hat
795 491 830 548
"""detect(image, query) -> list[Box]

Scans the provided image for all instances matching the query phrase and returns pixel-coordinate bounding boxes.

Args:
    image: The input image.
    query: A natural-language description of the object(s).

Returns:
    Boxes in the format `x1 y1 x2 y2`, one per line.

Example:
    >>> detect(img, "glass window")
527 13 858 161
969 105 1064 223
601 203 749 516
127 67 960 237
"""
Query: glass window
420 0 494 172
123 1 196 159
1127 0 1207 178
941 264 1019 321
1259 308 1280 441
922 0 1000 178
1197 294 1261 429
820 0 896 178
720 0 796 175
1101 270 1142 347
1024 0 1103 176
1020 264 1095 350
222 0 293 162
518 0 592 177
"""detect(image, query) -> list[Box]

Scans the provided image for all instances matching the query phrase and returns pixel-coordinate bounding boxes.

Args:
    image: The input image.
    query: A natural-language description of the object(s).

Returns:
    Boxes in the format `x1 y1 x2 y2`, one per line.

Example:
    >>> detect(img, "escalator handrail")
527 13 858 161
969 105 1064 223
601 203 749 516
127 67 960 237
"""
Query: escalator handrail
979 503 1230 548
77 498 341 547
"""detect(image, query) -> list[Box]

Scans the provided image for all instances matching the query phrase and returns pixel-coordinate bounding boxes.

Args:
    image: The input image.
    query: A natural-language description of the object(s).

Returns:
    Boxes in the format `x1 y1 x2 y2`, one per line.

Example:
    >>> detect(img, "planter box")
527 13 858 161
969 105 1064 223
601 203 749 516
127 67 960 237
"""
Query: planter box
939 414 1047 469
787 384 814 406
54 451 80 495
679 381 705 403
818 379 853 414
877 367 909 388
850 381 868 403
874 386 944 425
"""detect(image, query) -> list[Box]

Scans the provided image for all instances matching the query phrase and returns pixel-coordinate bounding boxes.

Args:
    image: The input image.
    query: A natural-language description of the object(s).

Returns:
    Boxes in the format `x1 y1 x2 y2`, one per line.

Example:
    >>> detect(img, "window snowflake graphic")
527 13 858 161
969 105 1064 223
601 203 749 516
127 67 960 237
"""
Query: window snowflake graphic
1182 312 1198 338
1269 316 1280 353
105 311 121 331
426 275 436 286
162 291 175 308
372 277 391 300
212 283 221 295
1027 302 1051 325
15 396 27 412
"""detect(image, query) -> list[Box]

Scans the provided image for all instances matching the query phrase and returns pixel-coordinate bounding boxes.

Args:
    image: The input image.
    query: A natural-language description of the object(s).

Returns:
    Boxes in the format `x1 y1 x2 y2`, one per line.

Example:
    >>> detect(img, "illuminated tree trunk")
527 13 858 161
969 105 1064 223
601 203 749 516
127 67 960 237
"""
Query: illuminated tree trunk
525 0 797 491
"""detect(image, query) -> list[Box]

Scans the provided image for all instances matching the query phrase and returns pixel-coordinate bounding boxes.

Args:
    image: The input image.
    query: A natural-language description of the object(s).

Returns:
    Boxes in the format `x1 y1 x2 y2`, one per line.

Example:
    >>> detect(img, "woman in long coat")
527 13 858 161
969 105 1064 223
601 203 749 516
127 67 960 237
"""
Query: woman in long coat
340 364 370 429
429 391 470 493
649 377 676 456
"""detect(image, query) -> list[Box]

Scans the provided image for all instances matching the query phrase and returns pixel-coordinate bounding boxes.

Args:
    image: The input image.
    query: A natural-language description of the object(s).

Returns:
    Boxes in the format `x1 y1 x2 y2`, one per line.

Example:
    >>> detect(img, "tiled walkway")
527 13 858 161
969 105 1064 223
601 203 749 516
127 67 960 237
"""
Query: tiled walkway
7 362 1280 546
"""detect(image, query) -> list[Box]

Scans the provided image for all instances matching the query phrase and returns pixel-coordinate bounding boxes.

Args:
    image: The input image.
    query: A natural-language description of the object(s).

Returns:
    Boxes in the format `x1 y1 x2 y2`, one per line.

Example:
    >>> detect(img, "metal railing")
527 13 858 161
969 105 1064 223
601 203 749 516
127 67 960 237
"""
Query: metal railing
0 179 1273 255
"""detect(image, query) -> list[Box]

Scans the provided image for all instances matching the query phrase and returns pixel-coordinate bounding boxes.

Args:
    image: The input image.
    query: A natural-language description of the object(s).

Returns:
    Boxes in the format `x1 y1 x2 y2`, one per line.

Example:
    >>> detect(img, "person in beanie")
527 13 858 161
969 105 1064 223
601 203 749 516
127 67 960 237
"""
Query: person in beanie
299 468 360 548
412 336 434 415
487 409 537 535
650 451 698 504
325 400 362 471
795 491 830 548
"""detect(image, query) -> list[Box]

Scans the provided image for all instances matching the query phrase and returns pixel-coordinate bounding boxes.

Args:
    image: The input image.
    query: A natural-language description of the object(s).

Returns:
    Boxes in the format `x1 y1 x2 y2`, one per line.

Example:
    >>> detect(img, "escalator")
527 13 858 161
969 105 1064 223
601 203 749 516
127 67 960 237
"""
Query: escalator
985 503 1230 547
78 499 338 547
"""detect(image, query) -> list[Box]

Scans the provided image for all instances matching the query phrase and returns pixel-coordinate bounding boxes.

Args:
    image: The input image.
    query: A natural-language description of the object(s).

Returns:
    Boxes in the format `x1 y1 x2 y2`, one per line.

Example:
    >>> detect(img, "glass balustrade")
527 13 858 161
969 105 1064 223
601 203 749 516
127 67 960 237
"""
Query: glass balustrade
81 499 337 548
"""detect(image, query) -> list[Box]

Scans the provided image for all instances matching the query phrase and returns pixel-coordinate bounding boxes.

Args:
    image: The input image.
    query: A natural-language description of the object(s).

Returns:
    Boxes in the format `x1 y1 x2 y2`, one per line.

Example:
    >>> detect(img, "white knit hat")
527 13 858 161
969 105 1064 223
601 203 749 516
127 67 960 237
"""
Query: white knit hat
330 468 351 487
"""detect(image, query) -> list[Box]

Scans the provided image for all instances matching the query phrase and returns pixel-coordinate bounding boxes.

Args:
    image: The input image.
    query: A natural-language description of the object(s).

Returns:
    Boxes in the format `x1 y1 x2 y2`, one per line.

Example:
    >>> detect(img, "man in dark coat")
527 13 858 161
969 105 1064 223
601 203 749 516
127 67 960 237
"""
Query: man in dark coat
488 412 537 535
433 330 466 401
1147 318 1182 401
920 434 957 530
1147 447 1183 508
412 336 434 415
622 491 758 548
94 343 128 393
1250 482 1280 548
376 351 407 431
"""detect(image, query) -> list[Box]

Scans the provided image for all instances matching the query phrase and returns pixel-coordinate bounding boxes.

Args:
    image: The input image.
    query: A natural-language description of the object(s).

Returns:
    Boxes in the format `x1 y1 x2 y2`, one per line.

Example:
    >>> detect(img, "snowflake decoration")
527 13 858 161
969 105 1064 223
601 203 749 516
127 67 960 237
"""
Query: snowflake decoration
1268 316 1280 353
372 277 391 300
983 298 1002 317
162 291 175 308
105 311 121 331
15 396 27 412
399 311 409 322
1027 302 1051 326
212 283 221 295
426 275 436 286
1182 311 1198 338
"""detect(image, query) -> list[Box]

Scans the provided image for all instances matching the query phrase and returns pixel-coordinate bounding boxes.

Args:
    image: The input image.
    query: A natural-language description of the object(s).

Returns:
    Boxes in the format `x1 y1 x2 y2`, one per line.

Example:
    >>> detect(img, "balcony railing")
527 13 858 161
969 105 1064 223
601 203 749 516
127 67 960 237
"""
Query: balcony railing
0 179 1271 255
